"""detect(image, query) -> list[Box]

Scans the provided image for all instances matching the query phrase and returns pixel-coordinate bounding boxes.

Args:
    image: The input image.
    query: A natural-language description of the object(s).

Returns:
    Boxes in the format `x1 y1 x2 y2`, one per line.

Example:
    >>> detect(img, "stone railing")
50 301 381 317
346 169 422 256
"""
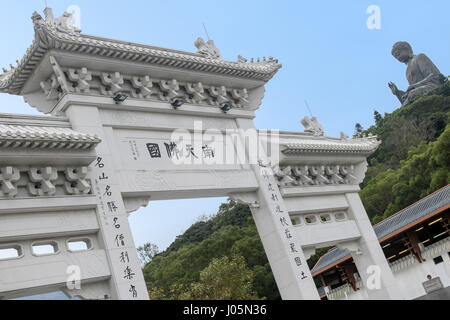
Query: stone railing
389 253 418 273
423 237 450 260
327 277 363 300
390 236 450 273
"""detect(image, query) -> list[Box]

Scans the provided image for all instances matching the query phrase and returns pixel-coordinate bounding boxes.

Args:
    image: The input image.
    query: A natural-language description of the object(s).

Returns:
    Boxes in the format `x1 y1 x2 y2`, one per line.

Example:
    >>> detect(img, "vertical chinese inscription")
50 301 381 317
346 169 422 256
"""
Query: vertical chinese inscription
92 155 145 299
257 160 310 283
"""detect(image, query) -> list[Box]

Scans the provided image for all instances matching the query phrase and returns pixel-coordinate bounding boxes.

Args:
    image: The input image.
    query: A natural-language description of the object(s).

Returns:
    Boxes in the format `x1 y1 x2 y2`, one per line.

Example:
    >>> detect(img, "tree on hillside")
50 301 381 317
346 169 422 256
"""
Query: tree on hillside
353 123 363 138
361 124 450 223
374 110 383 126
179 254 259 300
360 82 450 186
137 242 159 266
149 254 260 300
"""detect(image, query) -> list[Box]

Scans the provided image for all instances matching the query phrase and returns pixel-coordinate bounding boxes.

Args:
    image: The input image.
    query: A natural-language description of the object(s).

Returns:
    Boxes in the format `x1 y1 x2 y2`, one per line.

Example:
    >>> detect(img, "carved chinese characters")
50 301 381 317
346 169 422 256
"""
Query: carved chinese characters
91 155 146 299
257 160 313 287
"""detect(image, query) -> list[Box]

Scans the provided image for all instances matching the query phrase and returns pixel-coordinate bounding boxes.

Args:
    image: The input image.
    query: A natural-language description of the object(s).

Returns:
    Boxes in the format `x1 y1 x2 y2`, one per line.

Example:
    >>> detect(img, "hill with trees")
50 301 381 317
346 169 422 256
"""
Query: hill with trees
357 81 449 223
142 201 281 300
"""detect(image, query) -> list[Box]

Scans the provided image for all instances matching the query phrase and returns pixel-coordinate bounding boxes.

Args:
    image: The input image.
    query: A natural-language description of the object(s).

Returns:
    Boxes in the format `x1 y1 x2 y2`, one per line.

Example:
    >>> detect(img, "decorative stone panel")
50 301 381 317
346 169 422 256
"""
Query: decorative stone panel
0 167 21 197
273 164 358 187
0 166 93 198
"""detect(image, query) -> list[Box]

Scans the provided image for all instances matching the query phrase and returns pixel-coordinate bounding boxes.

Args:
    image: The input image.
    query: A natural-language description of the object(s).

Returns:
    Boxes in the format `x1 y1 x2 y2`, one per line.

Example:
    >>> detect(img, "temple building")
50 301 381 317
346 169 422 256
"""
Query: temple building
312 185 450 300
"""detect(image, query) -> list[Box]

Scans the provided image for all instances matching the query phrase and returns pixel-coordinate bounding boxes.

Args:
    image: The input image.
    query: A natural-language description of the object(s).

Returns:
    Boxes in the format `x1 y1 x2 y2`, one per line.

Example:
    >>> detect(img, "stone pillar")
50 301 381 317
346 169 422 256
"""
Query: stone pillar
341 192 403 300
233 118 319 300
65 105 149 300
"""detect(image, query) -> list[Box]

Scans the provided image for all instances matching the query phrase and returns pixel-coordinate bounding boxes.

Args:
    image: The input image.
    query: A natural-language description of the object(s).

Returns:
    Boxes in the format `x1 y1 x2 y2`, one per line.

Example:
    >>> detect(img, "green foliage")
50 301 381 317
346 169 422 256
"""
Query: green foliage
161 201 253 256
181 255 259 300
360 125 450 222
353 123 363 138
360 82 450 184
144 201 281 300
149 254 259 300
355 82 450 223
137 242 159 266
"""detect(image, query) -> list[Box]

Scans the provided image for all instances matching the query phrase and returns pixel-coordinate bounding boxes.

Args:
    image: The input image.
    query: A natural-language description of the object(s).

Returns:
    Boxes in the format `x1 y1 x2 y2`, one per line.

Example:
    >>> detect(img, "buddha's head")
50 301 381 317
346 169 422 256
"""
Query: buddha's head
392 41 414 64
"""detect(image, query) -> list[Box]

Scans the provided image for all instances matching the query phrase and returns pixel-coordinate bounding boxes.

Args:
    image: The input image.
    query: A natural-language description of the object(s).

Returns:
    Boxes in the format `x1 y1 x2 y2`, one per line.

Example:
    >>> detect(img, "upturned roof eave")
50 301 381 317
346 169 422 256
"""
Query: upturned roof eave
0 18 282 95
280 139 381 156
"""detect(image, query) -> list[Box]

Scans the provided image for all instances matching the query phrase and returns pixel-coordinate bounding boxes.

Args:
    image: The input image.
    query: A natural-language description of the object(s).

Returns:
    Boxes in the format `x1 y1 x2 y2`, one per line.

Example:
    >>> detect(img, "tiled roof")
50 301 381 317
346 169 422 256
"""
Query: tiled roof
311 185 450 275
0 10 281 95
311 247 352 276
281 136 381 155
0 124 101 149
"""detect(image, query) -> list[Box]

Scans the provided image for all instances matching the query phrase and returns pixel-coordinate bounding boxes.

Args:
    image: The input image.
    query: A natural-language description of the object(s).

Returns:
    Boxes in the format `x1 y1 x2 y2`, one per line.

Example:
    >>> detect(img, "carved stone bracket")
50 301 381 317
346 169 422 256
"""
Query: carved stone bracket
68 68 92 93
273 164 358 187
208 86 230 105
28 167 59 196
231 88 249 108
303 248 317 260
50 56 71 94
0 167 20 197
101 72 124 95
131 76 153 99
186 82 207 104
64 167 91 195
123 196 152 215
0 166 93 199
40 56 72 101
229 192 260 208
38 67 254 110
159 79 182 100
40 74 62 101
273 166 296 186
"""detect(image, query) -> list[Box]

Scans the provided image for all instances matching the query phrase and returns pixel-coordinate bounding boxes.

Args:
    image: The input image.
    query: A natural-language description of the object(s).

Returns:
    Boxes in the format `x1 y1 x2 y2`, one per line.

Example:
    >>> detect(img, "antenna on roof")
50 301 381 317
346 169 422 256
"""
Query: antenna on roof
202 22 211 41
304 100 313 118
43 0 48 8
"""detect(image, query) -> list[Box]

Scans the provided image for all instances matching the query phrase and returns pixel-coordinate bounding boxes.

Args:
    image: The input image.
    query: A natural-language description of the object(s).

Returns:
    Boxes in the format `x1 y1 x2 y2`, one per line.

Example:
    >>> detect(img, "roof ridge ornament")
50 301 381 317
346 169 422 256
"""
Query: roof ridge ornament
1 9 282 96
194 37 222 60
237 55 248 63
301 116 325 137
39 7 82 35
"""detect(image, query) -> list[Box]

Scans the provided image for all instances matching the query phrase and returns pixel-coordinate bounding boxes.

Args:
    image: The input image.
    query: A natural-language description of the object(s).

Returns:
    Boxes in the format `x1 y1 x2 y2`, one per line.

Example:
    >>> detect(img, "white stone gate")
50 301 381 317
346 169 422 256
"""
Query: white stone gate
0 8 401 300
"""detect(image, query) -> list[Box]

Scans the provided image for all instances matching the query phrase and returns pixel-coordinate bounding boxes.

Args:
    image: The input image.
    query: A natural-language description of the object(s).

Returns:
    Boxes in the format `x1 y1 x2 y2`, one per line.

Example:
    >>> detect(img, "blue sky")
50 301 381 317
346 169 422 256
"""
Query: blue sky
0 1 449 251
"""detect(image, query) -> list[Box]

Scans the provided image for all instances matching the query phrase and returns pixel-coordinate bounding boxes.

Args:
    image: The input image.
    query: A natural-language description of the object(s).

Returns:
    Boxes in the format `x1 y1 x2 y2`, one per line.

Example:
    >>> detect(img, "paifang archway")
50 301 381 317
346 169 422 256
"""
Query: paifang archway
0 8 402 300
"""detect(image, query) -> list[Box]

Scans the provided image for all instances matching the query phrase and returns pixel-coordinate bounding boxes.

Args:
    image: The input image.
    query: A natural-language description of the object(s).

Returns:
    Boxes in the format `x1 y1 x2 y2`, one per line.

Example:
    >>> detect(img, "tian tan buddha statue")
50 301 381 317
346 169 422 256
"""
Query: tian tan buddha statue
388 41 445 106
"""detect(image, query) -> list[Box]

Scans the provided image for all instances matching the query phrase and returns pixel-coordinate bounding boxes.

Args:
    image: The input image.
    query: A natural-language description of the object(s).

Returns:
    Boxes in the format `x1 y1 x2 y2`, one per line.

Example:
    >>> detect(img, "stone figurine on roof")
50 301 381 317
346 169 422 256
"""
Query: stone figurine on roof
388 41 445 106
301 116 324 137
194 37 222 60
42 7 81 34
